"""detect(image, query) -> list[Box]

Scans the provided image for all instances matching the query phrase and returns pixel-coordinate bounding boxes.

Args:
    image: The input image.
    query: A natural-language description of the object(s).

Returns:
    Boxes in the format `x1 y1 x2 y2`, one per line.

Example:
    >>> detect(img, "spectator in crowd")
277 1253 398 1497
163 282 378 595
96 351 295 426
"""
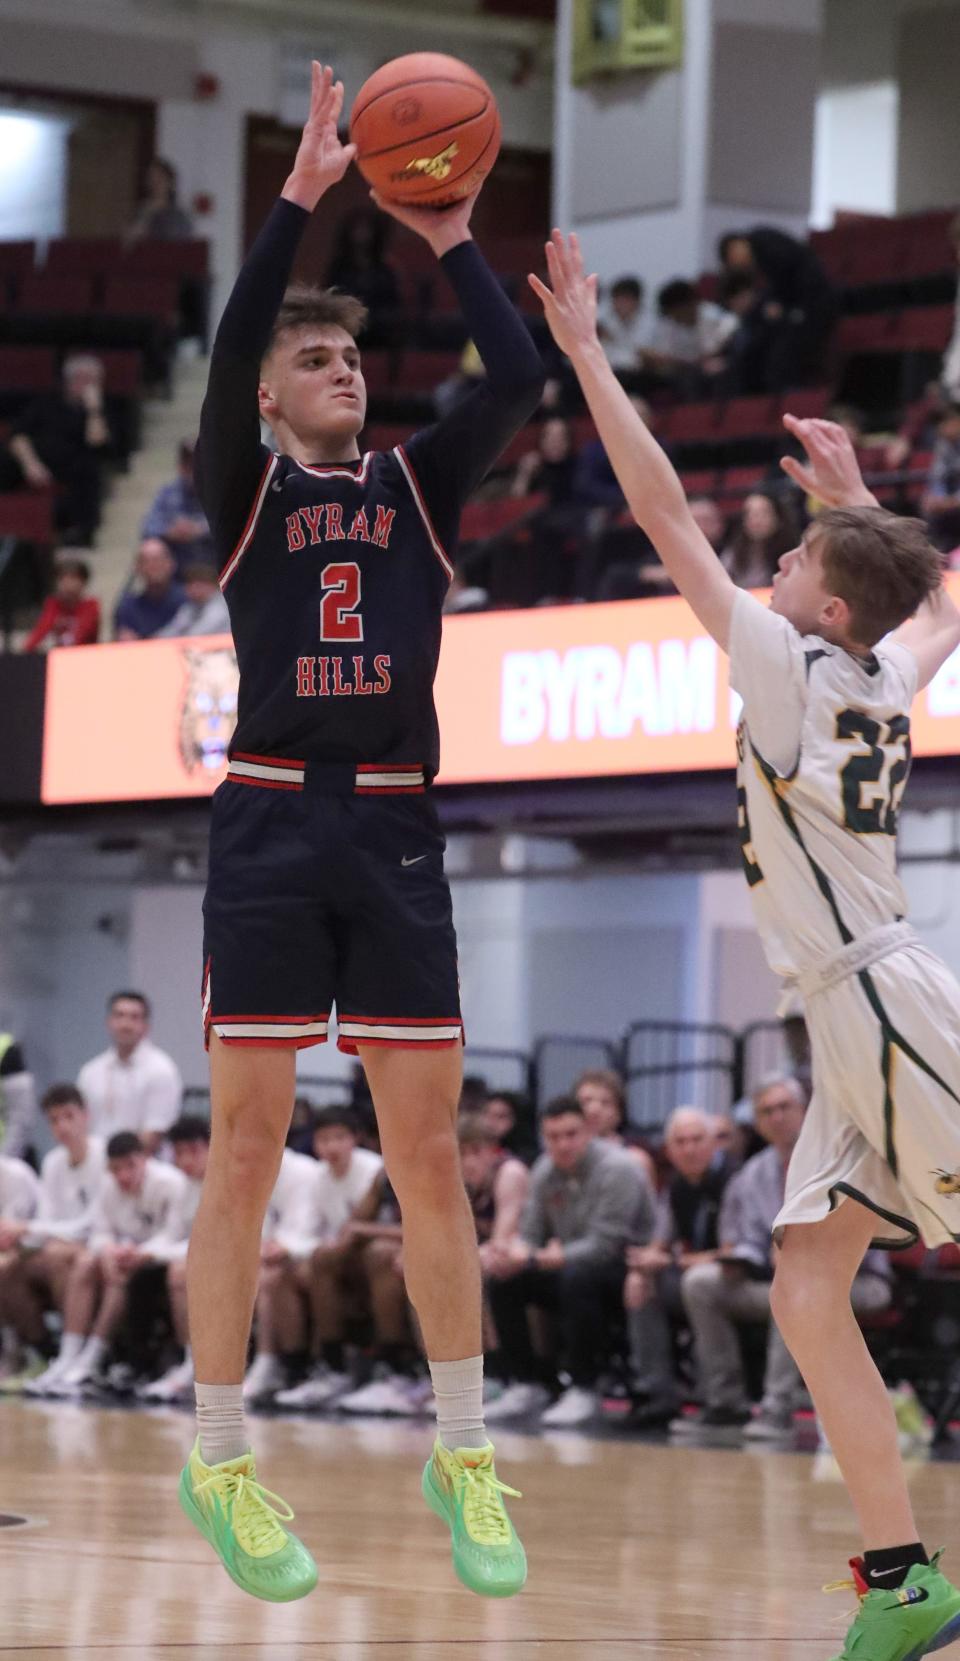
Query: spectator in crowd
647 279 738 394
23 555 100 651
482 1091 539 1166
597 276 650 379
127 158 193 242
597 494 724 603
138 1114 210 1401
719 226 838 389
720 490 797 590
263 1109 384 1409
457 1115 530 1271
77 990 182 1154
941 213 960 403
498 416 586 605
332 1167 417 1416
574 1069 656 1187
923 403 960 555
45 1130 188 1395
286 1096 317 1158
141 441 212 570
676 1076 892 1438
625 1106 734 1428
242 1143 320 1401
326 207 401 347
484 1096 651 1428
5 1085 107 1394
157 563 230 637
574 396 661 596
114 539 186 641
0 354 112 544
0 1025 38 1161
0 1150 40 1377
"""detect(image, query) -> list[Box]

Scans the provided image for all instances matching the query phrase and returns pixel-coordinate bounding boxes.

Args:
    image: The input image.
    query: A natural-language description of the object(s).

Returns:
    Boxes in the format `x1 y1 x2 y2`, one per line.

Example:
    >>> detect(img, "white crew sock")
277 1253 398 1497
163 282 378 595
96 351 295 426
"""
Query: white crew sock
58 1332 86 1367
195 1382 248 1466
79 1335 107 1370
429 1355 487 1451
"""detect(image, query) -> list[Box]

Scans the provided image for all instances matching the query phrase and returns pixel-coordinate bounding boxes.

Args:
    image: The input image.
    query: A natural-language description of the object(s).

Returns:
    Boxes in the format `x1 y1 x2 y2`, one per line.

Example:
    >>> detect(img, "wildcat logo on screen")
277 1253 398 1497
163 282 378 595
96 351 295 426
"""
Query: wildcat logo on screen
179 647 239 774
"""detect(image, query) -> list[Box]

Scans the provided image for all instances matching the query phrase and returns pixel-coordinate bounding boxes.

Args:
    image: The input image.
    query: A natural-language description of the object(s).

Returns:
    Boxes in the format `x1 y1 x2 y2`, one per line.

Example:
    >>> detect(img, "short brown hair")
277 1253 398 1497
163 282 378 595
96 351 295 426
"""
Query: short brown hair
266 284 368 358
574 1068 626 1113
813 508 943 646
458 1113 498 1149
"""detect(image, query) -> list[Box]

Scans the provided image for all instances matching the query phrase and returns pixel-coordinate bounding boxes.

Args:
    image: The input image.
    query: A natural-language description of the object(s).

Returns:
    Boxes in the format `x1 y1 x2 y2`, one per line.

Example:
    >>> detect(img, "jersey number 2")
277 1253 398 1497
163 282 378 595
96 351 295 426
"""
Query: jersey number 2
836 710 911 835
320 562 362 642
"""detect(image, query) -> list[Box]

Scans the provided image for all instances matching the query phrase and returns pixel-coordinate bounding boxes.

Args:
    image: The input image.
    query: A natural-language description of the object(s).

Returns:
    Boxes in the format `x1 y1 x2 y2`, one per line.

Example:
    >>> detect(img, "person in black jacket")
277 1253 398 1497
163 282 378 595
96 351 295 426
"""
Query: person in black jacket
719 226 838 391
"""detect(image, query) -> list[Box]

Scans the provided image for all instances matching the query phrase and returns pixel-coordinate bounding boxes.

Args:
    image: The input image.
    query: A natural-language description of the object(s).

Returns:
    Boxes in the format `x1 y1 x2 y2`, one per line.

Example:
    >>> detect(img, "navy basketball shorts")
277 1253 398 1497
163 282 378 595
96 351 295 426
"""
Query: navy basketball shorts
201 756 463 1054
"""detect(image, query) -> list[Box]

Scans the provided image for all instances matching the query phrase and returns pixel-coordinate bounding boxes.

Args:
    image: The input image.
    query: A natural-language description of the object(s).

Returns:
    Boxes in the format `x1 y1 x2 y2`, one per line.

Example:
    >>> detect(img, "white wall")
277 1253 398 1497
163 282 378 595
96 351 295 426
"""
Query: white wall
811 80 899 229
0 109 70 240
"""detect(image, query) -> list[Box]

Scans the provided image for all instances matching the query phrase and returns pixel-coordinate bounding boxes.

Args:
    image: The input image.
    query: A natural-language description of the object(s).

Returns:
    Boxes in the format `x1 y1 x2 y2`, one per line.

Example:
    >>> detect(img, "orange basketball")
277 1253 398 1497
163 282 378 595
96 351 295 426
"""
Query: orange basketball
349 53 501 207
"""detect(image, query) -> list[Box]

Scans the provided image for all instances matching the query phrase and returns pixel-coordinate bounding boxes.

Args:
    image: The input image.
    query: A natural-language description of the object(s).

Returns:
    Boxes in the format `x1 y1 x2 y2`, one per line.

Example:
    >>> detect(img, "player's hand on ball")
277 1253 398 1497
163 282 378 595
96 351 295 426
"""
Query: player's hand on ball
780 414 876 509
369 185 480 259
284 62 358 212
528 230 600 360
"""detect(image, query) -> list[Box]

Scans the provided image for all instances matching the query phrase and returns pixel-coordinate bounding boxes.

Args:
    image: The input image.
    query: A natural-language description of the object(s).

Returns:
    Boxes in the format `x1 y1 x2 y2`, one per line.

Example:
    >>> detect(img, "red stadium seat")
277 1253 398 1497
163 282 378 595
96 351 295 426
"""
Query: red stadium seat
0 346 56 393
460 495 545 541
16 273 95 314
659 402 722 445
45 238 123 276
101 275 179 322
836 313 899 355
0 240 36 278
779 387 831 421
678 469 719 497
124 239 209 279
93 349 144 397
893 306 954 353
720 395 781 440
0 490 55 543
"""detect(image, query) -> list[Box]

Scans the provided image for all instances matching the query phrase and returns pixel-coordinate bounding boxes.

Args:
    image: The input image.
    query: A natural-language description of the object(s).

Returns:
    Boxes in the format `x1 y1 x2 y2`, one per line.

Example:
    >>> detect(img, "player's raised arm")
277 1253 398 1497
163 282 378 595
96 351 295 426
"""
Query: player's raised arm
197 63 356 557
371 188 545 511
530 230 737 648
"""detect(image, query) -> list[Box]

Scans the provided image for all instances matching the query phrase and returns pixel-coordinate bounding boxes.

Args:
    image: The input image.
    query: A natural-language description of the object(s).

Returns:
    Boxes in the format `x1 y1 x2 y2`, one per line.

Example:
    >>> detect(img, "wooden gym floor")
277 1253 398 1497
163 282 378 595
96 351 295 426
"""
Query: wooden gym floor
4 1397 958 1660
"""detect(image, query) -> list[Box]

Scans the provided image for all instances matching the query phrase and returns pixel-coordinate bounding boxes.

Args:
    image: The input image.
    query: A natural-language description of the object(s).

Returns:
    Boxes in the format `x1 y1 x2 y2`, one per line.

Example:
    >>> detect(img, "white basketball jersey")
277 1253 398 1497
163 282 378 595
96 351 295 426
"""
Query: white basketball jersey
729 590 919 978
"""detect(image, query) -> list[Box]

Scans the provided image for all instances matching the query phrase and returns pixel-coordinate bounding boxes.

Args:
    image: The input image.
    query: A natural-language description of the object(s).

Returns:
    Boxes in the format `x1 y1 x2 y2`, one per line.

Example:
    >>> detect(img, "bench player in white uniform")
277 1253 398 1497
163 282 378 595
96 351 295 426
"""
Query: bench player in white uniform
533 231 960 1661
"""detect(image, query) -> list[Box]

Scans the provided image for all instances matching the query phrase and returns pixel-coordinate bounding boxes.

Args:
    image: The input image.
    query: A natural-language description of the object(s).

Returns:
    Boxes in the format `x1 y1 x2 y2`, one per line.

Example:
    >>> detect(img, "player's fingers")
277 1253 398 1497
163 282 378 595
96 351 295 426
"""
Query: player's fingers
550 228 572 280
782 413 807 436
528 273 553 305
779 456 816 490
331 80 345 122
544 239 565 291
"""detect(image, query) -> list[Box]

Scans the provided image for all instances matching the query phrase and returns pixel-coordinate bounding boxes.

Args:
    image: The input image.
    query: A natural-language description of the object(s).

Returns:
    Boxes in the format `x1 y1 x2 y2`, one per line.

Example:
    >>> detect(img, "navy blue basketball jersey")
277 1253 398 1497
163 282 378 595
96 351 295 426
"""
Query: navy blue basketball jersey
195 197 544 784
221 444 451 777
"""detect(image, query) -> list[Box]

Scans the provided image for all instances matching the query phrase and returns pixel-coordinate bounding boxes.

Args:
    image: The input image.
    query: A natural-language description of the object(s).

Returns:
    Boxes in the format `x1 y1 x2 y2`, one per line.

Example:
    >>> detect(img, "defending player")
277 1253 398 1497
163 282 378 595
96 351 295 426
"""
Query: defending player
178 64 541 1602
532 231 960 1661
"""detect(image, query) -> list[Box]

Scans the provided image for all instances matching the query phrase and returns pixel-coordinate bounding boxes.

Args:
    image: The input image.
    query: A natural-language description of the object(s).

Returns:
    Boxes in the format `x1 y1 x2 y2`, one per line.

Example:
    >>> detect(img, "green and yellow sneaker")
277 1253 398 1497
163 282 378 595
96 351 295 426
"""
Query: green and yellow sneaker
421 1439 527 1598
178 1438 318 1602
826 1551 960 1659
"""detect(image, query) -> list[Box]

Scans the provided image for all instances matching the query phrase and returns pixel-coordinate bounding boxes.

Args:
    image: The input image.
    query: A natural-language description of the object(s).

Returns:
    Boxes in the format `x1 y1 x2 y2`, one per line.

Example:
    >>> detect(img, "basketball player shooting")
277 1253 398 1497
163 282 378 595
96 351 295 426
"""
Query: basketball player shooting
178 63 542 1602
533 231 960 1661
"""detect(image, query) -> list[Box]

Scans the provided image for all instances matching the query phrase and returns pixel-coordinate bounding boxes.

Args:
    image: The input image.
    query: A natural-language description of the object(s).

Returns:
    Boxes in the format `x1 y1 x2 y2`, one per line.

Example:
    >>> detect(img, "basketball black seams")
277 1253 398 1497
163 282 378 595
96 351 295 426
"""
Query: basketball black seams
352 83 490 159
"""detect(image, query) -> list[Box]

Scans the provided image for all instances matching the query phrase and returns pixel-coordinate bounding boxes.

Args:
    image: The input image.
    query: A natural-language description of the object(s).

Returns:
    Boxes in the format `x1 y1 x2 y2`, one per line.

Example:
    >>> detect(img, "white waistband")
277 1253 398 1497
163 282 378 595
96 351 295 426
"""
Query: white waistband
791 921 917 1001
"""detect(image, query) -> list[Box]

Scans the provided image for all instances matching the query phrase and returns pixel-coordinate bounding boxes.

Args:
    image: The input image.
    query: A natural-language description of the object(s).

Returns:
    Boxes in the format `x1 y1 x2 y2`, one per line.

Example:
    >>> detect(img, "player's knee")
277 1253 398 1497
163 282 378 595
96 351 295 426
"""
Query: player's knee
212 1115 285 1204
769 1258 819 1337
71 1250 98 1284
363 1238 397 1273
388 1124 460 1207
680 1261 721 1309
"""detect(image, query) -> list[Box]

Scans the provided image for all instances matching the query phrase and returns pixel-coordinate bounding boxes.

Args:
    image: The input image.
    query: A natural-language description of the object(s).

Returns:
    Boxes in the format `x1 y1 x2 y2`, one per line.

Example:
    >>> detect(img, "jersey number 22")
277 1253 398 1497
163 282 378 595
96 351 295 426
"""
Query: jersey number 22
836 710 911 835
